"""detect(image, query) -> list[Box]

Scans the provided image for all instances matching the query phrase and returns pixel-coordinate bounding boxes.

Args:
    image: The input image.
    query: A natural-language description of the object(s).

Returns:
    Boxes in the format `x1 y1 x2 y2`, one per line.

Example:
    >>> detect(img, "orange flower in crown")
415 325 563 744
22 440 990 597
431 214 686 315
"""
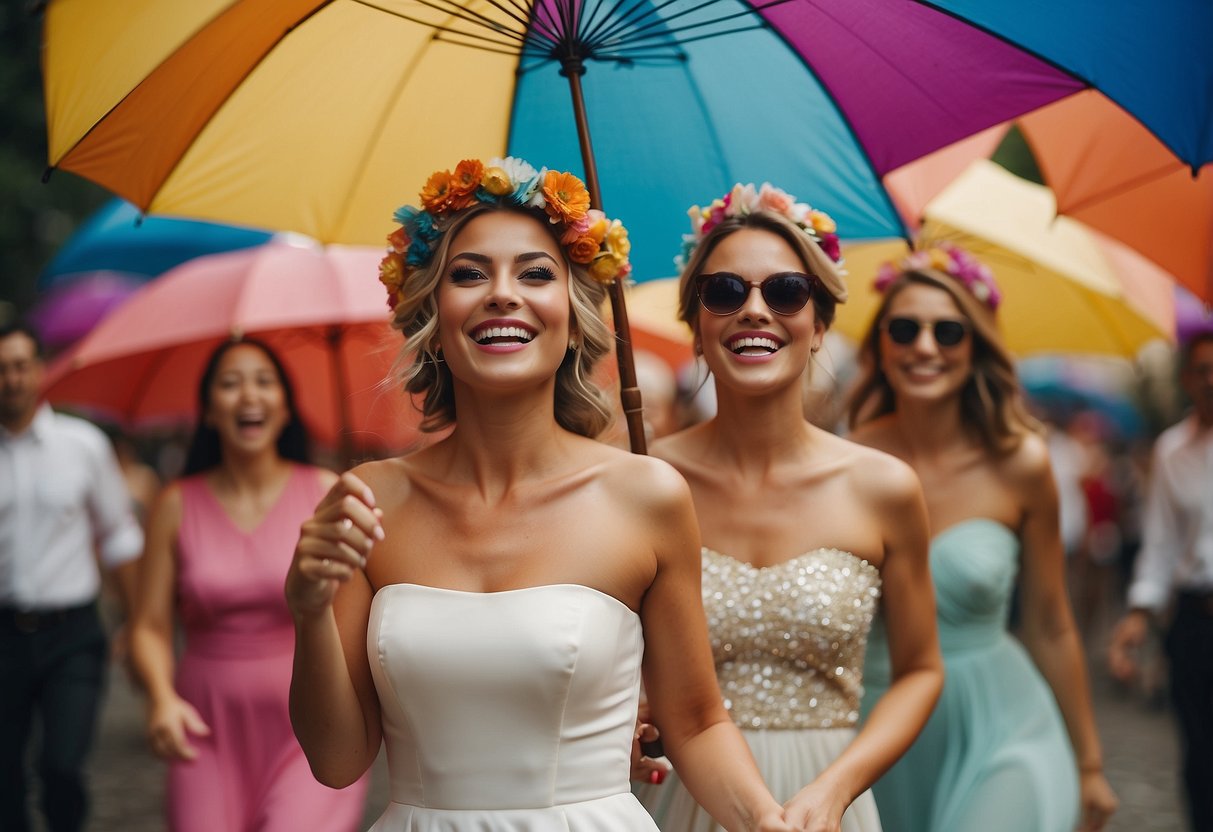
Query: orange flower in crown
542 170 591 225
378 157 632 312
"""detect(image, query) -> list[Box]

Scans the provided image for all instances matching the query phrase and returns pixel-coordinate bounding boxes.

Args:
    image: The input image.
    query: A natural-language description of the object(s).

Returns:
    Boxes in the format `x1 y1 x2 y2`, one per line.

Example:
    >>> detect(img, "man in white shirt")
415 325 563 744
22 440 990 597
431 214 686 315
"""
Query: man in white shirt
0 320 143 832
1109 331 1213 831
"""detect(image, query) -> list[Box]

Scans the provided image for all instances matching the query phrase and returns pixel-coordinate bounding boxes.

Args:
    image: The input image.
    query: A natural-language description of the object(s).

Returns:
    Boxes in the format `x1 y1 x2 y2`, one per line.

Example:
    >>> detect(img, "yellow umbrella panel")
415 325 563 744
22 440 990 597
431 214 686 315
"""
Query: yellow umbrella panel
834 161 1173 358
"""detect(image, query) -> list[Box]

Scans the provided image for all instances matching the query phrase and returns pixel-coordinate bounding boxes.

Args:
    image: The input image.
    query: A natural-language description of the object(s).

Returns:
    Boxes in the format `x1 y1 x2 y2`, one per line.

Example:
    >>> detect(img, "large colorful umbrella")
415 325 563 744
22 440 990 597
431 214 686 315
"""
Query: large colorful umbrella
41 238 422 458
40 0 1212 448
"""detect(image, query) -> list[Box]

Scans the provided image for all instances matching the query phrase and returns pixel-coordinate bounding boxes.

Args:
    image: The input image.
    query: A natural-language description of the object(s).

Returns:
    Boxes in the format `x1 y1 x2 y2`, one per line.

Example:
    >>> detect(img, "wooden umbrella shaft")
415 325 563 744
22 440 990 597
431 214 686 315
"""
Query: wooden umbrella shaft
561 59 648 455
326 325 355 467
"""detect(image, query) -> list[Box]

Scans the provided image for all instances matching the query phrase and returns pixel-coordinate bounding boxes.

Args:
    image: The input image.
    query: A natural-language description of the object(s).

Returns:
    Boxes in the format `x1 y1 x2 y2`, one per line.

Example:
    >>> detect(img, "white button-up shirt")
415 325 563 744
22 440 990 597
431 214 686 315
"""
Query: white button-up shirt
0 404 143 610
1127 415 1213 614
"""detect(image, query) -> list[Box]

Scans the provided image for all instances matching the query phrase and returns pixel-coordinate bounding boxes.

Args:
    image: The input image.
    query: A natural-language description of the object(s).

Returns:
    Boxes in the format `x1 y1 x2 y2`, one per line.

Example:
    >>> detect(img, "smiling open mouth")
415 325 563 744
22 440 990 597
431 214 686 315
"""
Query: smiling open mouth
728 336 782 356
472 325 535 346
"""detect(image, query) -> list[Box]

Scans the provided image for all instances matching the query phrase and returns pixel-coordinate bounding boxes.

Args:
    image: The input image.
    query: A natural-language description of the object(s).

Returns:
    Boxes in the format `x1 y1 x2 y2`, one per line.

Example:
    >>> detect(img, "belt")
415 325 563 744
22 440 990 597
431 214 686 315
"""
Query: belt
0 602 97 634
1177 590 1213 618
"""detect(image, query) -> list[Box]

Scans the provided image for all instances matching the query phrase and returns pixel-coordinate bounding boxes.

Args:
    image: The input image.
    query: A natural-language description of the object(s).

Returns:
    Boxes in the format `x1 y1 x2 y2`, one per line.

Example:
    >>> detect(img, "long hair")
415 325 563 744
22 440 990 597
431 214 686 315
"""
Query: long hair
675 210 847 338
846 267 1038 455
391 203 614 438
182 338 311 475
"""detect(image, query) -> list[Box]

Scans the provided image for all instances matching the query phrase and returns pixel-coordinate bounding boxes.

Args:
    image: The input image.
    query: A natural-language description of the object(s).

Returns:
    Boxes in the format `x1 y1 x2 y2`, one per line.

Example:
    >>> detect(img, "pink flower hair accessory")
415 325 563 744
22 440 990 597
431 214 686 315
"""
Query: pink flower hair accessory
874 243 1002 311
675 183 845 273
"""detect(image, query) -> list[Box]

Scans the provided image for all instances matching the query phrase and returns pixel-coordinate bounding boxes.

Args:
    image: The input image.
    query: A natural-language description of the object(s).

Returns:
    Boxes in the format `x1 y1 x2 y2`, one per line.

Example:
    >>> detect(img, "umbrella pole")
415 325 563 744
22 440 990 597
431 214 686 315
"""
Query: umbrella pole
326 325 355 467
560 59 647 455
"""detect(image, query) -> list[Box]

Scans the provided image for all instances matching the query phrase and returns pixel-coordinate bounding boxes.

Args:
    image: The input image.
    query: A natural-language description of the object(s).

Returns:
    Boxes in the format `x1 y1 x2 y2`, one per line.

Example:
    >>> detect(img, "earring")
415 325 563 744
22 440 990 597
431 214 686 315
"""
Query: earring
568 338 578 351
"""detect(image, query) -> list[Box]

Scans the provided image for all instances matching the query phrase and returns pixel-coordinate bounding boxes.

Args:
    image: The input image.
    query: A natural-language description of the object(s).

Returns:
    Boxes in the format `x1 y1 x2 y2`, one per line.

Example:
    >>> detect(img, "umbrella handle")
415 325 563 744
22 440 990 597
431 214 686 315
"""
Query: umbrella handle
563 62 648 455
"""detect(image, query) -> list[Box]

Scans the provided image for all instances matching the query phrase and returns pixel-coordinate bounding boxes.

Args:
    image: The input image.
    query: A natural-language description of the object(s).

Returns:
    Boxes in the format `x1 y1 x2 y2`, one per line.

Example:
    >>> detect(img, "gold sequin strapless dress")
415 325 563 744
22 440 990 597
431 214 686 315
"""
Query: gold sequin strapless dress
636 547 884 832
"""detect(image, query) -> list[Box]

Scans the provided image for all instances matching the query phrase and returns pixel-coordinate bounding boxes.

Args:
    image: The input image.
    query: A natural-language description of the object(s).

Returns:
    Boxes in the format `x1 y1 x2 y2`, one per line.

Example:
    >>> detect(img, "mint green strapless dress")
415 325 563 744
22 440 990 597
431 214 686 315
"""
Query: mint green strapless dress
861 519 1079 832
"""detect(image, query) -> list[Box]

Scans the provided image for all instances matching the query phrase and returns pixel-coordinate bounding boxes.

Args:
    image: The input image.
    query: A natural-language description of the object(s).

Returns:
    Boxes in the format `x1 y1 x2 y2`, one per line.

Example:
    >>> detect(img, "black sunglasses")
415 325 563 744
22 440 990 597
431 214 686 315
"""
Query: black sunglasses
696 272 817 317
884 317 969 348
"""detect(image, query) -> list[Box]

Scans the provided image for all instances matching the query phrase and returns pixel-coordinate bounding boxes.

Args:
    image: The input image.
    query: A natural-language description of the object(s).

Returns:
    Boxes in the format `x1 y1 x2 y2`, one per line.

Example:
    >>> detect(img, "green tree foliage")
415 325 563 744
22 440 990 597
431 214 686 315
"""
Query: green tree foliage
0 2 108 320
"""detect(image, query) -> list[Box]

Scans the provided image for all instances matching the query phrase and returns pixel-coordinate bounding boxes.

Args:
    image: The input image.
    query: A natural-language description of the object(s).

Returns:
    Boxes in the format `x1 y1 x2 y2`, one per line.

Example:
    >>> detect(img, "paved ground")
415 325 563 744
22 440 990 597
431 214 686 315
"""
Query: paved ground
26 623 1188 831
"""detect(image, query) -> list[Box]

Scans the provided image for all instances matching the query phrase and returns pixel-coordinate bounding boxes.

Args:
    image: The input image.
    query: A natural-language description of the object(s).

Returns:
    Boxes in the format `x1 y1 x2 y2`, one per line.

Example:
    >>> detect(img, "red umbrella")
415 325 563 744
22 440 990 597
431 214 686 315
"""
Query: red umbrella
42 238 422 458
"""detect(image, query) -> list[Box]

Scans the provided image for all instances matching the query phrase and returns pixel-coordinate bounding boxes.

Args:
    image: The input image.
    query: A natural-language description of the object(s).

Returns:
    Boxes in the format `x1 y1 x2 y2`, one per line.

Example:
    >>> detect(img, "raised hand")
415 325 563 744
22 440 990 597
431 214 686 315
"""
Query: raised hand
285 472 383 619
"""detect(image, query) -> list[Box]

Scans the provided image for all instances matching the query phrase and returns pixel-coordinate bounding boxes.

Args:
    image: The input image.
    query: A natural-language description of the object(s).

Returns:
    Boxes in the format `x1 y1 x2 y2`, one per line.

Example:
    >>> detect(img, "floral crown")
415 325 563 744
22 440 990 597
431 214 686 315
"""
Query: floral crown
674 182 845 273
874 243 1002 311
378 157 632 311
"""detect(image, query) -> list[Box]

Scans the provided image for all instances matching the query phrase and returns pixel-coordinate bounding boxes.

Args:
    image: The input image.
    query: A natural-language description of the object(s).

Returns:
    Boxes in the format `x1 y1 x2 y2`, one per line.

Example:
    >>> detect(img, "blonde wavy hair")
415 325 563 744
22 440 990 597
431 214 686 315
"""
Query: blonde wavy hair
846 266 1040 455
391 204 614 438
675 210 848 336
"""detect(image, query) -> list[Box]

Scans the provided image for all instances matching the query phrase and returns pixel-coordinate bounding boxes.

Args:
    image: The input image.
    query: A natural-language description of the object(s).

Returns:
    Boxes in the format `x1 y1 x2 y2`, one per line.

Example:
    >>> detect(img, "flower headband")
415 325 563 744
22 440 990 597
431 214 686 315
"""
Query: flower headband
379 157 632 311
874 243 1002 311
674 182 845 273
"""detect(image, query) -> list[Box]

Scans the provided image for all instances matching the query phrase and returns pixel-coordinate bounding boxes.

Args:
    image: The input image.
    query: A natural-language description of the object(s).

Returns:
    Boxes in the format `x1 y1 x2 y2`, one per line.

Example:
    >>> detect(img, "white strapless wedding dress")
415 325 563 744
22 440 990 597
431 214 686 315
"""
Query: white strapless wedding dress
366 583 660 831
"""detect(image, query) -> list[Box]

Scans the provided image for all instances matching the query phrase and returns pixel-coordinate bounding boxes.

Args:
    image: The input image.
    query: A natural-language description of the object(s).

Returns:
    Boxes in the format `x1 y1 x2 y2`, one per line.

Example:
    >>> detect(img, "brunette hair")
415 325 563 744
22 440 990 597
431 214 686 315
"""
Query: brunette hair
391 204 614 438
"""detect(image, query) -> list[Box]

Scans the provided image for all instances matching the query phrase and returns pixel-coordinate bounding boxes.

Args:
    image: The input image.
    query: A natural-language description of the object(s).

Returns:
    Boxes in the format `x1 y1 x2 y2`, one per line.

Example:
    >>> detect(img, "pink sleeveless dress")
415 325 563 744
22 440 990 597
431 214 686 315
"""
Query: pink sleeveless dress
169 465 368 832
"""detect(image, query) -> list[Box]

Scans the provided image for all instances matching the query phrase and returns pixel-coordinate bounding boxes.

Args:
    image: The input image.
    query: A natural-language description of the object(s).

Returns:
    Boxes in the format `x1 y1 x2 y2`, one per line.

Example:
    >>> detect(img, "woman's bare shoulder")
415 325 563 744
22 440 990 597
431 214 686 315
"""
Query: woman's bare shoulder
841 436 922 508
602 444 690 498
999 430 1054 493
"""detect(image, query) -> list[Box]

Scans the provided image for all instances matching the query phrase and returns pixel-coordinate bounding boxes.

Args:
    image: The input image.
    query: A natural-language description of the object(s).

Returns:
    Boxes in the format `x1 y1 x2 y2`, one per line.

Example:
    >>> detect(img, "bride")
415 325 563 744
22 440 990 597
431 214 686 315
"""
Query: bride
284 158 796 831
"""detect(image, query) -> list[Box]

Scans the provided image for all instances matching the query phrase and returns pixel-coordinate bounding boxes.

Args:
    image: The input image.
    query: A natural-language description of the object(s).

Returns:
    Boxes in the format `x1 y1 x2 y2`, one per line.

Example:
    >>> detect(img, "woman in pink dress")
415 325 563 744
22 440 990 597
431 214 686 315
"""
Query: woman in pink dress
129 338 369 831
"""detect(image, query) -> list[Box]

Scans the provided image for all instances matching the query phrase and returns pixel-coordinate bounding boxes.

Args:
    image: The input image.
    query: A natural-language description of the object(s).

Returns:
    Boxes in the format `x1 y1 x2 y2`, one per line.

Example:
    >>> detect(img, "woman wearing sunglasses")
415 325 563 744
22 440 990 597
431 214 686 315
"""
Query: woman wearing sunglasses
847 246 1118 832
635 184 943 832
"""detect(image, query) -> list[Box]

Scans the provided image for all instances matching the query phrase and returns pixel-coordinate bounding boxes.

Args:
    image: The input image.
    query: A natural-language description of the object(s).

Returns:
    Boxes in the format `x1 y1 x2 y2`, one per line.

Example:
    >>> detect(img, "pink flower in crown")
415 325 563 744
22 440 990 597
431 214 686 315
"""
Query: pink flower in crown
560 212 594 245
819 233 842 263
702 199 728 235
757 183 795 215
873 244 1001 311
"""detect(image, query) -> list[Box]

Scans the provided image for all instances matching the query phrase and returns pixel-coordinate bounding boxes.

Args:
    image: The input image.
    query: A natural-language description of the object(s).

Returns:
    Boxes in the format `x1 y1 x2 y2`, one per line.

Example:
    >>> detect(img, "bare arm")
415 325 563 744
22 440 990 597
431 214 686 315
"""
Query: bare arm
128 483 211 760
785 457 943 831
638 462 790 832
1016 441 1118 831
286 471 385 788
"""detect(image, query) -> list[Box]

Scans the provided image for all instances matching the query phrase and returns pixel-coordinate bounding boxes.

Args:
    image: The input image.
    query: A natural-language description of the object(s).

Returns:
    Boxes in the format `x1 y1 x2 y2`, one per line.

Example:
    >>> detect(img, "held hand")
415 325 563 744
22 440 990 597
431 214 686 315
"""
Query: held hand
147 695 211 761
782 780 848 832
629 717 671 785
1107 610 1149 682
753 808 797 832
1077 770 1118 832
285 472 384 619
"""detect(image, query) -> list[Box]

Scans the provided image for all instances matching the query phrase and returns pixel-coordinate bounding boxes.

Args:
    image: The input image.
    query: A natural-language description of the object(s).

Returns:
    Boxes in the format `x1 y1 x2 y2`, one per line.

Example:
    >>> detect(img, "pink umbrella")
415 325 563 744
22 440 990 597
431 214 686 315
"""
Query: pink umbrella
42 238 421 457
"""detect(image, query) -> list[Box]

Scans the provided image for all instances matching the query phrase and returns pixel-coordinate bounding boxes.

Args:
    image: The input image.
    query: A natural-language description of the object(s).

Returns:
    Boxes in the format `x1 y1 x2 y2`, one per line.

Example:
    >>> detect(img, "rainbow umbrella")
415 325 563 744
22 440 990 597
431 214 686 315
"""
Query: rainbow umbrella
40 0 1213 448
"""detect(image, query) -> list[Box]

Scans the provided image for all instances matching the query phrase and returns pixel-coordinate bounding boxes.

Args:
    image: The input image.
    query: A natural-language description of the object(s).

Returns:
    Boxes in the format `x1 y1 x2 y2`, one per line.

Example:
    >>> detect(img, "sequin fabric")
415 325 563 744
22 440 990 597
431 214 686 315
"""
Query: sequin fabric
703 547 882 730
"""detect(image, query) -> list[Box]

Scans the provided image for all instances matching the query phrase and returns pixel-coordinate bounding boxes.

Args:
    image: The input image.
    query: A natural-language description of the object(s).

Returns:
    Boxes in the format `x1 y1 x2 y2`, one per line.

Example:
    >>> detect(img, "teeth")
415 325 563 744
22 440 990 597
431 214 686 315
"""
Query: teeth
730 336 780 354
474 326 534 344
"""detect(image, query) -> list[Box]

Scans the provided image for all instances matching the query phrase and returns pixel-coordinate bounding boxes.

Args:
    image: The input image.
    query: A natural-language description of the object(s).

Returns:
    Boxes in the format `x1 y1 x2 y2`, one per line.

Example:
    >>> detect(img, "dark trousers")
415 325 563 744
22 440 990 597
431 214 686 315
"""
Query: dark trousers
1167 593 1213 832
0 603 107 832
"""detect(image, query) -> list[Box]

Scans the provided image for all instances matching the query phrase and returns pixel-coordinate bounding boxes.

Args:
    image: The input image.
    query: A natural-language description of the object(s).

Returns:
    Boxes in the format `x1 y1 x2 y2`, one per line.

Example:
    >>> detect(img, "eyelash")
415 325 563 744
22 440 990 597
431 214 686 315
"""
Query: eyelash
448 265 556 283
521 265 556 282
